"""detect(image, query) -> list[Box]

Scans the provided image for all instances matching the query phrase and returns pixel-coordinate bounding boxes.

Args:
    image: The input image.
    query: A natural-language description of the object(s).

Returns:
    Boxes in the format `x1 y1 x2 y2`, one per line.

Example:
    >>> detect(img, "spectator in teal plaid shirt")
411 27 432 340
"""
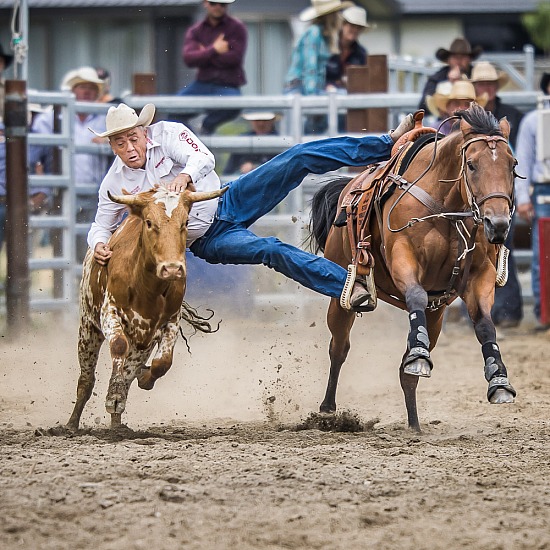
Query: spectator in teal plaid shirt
284 0 352 134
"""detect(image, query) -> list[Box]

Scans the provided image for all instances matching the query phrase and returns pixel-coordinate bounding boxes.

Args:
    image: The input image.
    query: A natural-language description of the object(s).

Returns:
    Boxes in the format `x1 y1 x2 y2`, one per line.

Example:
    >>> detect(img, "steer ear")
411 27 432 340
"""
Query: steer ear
185 186 228 204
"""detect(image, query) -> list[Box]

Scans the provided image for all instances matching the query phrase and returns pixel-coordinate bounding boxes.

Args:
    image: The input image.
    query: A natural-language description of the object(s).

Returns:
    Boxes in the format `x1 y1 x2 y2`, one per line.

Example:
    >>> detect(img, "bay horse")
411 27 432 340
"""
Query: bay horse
309 104 517 432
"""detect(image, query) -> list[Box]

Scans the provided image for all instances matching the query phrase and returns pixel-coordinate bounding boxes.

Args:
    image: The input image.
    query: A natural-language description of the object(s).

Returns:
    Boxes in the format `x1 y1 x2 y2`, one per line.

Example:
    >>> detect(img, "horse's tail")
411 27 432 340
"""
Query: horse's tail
308 176 352 253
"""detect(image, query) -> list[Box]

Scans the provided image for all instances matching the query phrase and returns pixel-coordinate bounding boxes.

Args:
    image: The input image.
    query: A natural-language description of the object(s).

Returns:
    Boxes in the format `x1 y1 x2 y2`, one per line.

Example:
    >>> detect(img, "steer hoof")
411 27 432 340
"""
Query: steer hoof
105 397 126 414
137 366 156 391
403 358 432 378
489 388 515 404
106 376 128 414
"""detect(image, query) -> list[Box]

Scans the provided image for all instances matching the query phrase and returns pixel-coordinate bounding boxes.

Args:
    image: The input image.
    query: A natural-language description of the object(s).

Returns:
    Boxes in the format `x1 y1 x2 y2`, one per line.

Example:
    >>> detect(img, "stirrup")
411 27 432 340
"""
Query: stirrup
340 264 357 310
496 245 509 287
340 264 377 312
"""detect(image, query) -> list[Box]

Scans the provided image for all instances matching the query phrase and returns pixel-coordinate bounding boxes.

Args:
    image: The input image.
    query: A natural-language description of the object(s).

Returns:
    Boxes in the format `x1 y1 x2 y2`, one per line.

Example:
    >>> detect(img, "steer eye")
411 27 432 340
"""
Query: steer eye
145 219 153 229
466 160 476 171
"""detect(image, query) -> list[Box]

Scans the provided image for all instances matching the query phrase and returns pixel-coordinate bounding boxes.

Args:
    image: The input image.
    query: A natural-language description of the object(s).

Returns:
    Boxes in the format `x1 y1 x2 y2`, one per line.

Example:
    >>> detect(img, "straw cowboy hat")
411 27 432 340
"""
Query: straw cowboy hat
0 43 14 69
90 103 156 138
61 66 104 93
427 80 488 117
435 38 483 64
242 112 280 121
470 61 509 89
299 0 354 22
342 5 370 28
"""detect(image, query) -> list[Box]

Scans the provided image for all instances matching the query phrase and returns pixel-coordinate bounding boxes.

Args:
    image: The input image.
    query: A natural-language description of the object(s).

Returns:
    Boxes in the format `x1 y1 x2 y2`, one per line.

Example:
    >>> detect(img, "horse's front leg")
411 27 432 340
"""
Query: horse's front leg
401 284 432 378
463 273 516 404
320 298 356 413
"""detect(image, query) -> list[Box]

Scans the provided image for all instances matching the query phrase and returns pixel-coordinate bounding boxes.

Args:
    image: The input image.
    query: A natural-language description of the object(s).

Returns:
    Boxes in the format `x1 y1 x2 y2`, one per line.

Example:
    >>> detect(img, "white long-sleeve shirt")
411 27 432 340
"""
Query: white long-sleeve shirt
514 108 550 206
87 121 221 251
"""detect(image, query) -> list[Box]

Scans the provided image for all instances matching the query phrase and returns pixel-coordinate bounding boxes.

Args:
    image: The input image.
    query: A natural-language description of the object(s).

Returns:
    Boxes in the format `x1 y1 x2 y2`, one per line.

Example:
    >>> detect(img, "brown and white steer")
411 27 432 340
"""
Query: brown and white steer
67 186 225 430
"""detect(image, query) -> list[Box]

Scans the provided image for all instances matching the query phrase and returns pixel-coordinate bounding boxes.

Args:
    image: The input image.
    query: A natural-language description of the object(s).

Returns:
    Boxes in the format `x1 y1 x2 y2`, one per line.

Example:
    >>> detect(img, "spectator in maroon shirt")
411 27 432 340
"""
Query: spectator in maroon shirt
177 0 248 135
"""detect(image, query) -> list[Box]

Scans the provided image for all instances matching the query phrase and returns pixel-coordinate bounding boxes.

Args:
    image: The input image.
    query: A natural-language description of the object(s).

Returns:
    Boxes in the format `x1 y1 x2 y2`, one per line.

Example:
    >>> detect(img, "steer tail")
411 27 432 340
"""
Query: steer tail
308 176 351 253
179 301 221 352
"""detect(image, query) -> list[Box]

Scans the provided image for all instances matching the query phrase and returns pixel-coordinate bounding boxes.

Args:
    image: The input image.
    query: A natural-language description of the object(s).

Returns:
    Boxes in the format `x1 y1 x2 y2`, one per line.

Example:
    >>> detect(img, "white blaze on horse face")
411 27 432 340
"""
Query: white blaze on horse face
153 189 180 218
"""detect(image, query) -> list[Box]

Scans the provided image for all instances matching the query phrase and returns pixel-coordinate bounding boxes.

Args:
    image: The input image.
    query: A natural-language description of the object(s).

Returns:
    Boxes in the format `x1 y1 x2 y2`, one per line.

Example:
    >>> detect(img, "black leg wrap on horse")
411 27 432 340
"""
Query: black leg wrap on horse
482 342 516 401
403 310 433 370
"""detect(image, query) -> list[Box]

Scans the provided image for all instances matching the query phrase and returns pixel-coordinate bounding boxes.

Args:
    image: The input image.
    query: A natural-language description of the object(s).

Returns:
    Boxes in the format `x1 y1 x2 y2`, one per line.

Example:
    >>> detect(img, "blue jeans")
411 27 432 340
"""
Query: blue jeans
177 81 241 135
492 217 523 324
190 134 393 299
531 184 550 320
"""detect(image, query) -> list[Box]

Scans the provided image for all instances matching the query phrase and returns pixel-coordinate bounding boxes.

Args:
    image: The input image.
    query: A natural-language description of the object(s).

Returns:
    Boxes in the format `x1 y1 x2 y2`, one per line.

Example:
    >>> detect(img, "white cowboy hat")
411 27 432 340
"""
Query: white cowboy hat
242 111 279 121
61 66 104 93
89 103 156 138
470 61 509 89
342 6 370 28
427 80 488 117
299 0 353 22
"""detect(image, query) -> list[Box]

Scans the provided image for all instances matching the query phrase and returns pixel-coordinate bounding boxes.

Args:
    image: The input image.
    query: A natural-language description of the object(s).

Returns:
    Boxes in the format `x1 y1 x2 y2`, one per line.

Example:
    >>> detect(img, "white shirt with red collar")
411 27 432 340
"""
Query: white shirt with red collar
87 120 221 251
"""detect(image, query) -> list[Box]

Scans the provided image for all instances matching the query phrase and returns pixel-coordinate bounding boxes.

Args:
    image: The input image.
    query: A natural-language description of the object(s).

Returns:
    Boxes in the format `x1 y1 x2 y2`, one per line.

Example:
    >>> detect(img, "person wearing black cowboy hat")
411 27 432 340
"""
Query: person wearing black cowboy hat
418 37 483 113
0 42 15 121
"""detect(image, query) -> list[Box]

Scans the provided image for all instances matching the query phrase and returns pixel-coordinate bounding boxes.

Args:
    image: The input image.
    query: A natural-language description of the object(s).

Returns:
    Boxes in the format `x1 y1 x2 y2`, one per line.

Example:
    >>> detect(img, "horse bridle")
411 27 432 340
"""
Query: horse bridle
444 134 515 224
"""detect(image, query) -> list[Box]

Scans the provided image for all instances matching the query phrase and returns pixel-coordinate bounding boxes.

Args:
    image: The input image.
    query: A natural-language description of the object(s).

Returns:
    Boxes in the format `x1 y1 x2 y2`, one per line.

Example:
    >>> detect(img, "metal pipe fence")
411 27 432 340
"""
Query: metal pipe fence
19 88 539 313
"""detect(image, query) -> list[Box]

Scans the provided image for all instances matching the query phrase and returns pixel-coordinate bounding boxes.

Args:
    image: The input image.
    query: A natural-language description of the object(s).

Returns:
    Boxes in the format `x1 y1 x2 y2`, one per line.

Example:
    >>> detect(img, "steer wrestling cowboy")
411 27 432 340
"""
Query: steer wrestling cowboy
88 103 415 312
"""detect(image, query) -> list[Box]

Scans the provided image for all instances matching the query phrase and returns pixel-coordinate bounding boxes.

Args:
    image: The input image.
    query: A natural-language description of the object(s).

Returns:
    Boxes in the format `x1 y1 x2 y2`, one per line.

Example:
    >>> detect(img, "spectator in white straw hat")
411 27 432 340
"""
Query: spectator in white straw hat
326 5 370 92
426 79 487 134
223 112 281 176
33 66 109 261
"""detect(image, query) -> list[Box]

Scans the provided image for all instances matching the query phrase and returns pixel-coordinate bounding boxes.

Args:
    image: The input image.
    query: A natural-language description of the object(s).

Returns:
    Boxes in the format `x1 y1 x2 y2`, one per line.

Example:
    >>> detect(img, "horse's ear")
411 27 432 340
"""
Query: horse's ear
499 116 511 139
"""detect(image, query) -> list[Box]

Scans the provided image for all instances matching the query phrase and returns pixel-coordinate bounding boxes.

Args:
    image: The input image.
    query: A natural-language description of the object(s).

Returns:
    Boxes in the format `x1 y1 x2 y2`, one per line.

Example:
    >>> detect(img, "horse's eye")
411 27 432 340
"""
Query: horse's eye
467 160 476 171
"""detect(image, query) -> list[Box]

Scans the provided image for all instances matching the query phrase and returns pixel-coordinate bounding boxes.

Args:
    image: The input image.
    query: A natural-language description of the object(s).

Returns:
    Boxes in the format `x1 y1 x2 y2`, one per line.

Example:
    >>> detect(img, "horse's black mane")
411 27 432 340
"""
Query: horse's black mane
454 103 502 136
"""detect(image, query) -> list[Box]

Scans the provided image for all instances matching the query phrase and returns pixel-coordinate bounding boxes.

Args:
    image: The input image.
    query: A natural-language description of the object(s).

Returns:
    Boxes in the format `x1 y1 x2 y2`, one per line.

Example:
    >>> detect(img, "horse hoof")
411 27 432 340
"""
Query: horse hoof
404 358 432 378
489 388 515 404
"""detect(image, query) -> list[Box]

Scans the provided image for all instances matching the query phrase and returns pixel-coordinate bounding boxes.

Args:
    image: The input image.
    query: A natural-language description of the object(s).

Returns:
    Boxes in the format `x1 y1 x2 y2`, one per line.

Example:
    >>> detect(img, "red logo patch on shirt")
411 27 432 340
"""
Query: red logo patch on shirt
179 130 200 152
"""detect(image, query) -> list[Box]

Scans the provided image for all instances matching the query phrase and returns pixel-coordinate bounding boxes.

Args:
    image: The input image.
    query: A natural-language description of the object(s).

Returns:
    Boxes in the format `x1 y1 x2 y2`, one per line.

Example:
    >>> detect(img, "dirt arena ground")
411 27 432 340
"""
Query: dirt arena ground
1 297 549 550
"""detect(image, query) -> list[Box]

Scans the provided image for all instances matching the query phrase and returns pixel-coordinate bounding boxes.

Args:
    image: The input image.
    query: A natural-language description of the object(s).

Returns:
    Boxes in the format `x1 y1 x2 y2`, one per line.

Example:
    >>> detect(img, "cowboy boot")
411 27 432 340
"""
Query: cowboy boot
389 113 415 142
349 275 377 312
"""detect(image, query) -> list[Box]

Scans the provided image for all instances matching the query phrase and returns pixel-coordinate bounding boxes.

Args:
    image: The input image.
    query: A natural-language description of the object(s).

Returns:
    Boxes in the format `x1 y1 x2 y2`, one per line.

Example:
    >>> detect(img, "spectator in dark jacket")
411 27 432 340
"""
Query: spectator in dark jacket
470 61 523 150
470 61 526 329
177 0 247 135
419 37 482 113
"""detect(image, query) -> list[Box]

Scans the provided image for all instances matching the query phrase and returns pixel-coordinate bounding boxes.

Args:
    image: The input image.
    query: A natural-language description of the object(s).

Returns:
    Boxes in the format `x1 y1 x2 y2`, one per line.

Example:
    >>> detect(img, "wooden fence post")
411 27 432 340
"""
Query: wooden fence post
132 73 156 95
346 55 388 133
